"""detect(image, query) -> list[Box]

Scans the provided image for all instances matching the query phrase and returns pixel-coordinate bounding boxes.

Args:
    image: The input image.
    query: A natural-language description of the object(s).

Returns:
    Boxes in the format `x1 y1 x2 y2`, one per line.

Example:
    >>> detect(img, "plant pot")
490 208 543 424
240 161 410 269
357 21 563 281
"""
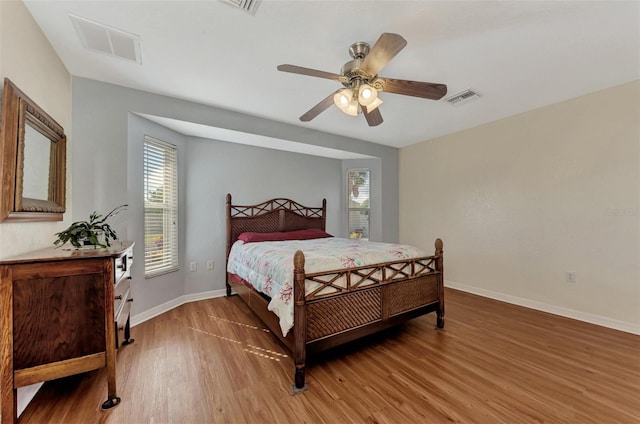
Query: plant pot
77 231 106 249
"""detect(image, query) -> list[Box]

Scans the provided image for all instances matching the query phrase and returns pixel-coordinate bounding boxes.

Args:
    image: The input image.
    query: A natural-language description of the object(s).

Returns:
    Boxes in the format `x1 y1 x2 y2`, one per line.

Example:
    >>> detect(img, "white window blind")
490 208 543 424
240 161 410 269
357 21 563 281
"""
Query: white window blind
347 168 370 240
143 136 178 277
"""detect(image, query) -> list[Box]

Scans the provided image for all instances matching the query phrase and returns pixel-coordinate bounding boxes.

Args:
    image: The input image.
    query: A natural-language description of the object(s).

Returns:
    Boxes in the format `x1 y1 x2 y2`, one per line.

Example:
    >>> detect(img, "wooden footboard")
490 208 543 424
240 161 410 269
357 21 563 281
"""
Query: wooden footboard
291 238 444 390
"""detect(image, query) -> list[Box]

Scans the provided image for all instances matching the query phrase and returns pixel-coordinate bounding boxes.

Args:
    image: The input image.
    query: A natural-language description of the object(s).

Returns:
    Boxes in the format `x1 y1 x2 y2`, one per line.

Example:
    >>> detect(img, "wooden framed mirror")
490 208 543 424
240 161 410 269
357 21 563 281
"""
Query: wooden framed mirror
0 78 66 222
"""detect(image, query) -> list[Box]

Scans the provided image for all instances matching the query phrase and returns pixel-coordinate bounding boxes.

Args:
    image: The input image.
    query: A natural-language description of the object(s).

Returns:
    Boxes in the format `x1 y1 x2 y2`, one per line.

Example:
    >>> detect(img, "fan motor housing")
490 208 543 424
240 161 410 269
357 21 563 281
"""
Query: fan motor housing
340 58 372 88
341 42 376 88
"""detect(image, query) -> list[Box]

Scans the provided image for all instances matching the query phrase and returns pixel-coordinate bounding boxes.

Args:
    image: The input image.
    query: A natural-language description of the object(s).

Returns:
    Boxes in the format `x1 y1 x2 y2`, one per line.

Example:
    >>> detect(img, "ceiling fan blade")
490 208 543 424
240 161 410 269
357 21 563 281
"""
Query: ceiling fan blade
378 78 447 100
362 106 383 127
299 90 339 122
360 33 407 76
278 64 347 82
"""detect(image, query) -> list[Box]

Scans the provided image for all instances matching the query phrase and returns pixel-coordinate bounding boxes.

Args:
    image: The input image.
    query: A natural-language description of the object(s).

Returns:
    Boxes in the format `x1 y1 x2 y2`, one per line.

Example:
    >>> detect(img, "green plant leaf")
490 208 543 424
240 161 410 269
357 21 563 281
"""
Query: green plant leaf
53 204 127 248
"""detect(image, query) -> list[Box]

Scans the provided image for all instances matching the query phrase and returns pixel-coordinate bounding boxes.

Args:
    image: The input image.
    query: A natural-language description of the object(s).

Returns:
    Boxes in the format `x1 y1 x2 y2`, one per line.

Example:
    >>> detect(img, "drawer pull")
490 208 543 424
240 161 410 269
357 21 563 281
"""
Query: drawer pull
127 298 134 302
116 263 124 270
115 295 123 300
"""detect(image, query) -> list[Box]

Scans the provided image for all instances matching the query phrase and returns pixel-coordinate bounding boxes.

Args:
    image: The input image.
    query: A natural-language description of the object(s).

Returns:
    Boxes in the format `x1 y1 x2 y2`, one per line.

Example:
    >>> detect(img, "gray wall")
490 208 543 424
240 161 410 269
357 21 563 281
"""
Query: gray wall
72 77 399 316
183 136 342 296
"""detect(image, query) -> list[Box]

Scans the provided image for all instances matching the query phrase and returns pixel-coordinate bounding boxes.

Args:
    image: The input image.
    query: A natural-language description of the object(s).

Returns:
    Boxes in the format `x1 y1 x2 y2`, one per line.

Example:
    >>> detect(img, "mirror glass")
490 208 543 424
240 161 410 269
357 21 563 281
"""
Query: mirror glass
22 123 51 200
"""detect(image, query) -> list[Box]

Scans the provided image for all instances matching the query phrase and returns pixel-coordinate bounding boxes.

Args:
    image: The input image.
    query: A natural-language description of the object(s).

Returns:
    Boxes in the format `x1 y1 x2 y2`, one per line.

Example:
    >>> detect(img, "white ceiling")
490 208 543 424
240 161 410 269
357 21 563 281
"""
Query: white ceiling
24 0 640 149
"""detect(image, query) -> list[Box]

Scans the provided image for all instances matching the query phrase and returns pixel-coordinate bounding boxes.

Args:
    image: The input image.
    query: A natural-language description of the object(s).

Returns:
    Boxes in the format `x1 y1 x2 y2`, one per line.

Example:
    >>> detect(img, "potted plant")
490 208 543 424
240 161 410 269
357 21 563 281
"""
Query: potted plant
54 204 127 249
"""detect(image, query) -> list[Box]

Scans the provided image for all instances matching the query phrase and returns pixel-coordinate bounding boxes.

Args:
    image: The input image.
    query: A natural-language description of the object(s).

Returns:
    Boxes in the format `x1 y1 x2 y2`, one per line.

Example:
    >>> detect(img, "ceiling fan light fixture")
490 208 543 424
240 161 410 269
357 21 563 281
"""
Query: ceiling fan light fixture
344 97 359 116
358 83 378 106
334 88 353 109
365 96 383 112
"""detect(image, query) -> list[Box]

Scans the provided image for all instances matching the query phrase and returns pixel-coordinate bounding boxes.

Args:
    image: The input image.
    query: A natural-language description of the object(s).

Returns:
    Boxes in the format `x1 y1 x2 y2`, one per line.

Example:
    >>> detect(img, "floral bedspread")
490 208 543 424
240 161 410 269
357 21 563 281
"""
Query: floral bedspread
226 237 428 337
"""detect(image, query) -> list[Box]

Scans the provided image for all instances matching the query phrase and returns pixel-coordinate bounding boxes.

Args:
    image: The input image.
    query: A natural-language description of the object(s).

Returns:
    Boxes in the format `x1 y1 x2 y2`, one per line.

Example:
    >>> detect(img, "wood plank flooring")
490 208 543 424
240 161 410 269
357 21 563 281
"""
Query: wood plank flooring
18 288 640 423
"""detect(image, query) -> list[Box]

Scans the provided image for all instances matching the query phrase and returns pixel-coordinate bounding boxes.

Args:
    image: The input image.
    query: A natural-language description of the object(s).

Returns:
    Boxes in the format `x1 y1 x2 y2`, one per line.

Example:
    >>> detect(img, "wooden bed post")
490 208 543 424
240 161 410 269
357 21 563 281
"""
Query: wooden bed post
435 238 445 329
225 194 233 297
292 250 308 393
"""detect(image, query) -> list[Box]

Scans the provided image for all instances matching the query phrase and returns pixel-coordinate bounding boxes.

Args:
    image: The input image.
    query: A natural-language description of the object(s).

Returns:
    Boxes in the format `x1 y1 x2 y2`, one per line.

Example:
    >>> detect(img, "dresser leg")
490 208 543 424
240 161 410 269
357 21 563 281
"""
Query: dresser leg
101 396 121 410
121 316 135 345
0 387 17 424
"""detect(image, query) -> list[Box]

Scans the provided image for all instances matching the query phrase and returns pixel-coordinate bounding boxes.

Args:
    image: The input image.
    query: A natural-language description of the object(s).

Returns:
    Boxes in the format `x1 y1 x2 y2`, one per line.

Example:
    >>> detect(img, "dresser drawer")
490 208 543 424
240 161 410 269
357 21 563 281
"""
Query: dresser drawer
114 248 133 285
115 290 132 348
114 278 130 315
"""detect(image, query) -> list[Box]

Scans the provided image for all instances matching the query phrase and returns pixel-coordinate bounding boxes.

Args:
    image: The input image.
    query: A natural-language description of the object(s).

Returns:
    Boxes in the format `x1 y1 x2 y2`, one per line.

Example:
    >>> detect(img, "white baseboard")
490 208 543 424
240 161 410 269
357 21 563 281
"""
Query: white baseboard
131 289 226 327
445 280 640 336
18 383 44 417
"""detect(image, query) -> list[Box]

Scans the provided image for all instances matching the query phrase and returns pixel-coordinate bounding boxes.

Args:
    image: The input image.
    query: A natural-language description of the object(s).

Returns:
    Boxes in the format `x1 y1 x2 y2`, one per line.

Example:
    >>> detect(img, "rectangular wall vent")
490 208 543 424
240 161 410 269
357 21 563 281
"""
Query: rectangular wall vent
219 0 261 15
69 14 142 64
446 89 480 106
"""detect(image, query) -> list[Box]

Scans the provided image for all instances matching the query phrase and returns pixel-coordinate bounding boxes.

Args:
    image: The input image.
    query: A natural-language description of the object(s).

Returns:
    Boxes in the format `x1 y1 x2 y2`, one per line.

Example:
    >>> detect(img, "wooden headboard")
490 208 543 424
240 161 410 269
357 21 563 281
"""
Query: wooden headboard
225 193 326 257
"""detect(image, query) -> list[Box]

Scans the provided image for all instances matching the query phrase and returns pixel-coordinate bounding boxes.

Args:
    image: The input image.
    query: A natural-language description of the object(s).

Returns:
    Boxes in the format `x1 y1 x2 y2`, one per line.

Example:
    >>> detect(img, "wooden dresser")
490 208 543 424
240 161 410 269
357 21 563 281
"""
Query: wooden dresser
0 241 134 423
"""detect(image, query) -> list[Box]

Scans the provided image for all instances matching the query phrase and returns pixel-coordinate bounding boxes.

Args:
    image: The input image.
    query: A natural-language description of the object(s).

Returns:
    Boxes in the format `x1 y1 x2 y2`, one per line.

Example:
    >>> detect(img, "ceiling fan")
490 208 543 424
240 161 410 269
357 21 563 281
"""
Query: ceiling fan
277 33 447 127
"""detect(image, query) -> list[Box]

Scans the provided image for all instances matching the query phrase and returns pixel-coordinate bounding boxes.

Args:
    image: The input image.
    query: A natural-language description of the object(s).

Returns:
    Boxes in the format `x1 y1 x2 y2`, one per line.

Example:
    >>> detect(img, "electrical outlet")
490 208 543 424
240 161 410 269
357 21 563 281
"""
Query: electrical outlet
207 260 214 270
190 262 197 272
565 271 576 283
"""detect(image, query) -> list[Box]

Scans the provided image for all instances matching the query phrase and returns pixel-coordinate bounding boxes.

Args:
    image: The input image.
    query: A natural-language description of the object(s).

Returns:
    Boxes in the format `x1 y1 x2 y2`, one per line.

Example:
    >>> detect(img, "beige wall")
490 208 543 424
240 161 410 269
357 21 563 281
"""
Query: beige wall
0 0 71 258
400 80 640 334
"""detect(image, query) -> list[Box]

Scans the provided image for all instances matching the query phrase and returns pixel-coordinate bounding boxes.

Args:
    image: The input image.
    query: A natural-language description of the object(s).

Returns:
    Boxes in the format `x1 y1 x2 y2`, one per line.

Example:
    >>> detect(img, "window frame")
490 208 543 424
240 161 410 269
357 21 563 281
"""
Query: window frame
143 135 179 278
346 168 371 241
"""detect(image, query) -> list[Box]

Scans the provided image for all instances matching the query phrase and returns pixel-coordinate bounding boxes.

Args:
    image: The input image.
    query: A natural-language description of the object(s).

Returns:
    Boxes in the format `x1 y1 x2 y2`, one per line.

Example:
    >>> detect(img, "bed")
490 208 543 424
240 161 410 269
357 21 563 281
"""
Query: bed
225 194 444 393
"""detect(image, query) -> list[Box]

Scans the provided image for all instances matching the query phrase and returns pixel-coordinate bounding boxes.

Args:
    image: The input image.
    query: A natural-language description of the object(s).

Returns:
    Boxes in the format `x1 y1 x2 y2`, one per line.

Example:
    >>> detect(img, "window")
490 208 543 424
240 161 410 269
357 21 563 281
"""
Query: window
143 136 178 277
347 168 370 240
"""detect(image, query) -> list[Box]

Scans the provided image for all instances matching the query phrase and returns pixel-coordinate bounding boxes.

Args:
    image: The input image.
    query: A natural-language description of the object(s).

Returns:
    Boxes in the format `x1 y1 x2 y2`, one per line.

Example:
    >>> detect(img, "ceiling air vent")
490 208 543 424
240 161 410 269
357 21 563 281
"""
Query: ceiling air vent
219 0 261 15
446 89 480 106
70 14 142 64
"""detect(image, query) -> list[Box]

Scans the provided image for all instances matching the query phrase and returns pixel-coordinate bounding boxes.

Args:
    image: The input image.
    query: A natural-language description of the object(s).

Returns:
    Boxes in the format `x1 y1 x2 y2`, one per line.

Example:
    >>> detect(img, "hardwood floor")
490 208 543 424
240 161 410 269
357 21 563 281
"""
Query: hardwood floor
18 288 640 423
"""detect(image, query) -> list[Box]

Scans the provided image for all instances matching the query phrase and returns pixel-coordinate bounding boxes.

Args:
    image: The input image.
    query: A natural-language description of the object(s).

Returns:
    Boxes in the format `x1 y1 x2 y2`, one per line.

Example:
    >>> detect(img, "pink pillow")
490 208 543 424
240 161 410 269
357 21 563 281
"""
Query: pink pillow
238 229 332 243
